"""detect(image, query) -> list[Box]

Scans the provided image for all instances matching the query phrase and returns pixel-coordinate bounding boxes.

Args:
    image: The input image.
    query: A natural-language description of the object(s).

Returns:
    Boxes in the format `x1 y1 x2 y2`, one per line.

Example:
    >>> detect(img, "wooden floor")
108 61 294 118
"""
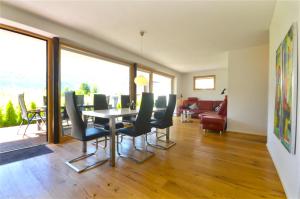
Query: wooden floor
0 118 285 199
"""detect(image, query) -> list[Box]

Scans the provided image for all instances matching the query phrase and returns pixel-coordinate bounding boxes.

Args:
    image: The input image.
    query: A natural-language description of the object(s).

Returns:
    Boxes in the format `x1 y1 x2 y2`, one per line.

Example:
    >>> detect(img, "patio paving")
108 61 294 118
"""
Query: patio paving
0 124 47 153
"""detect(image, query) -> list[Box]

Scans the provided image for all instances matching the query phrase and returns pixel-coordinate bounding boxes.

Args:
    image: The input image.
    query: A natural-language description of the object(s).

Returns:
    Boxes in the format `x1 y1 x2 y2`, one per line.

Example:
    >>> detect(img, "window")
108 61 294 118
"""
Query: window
136 69 150 107
61 48 129 104
193 75 215 90
60 47 130 135
152 73 172 101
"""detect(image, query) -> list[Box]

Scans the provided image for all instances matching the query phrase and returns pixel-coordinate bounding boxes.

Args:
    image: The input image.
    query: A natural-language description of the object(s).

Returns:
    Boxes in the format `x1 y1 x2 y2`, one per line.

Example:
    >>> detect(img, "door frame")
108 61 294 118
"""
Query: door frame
0 24 54 143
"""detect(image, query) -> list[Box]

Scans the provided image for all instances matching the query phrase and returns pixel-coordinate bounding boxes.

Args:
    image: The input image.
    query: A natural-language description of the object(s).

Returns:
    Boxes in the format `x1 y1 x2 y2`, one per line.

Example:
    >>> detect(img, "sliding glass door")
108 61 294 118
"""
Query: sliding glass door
0 28 48 152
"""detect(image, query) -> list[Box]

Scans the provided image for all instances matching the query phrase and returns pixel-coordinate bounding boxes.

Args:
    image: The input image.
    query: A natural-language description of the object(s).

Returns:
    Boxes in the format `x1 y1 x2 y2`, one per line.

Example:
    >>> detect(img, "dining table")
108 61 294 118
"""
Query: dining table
82 108 165 167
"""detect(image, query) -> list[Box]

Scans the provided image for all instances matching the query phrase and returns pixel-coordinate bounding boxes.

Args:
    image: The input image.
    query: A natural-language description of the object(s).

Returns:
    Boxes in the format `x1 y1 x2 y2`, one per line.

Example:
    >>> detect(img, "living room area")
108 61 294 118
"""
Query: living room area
0 1 300 199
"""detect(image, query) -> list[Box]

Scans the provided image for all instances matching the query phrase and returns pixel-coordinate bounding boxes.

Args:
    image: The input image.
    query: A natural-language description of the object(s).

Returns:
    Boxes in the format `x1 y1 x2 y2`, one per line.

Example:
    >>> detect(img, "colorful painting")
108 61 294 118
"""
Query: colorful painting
274 23 298 154
274 44 282 139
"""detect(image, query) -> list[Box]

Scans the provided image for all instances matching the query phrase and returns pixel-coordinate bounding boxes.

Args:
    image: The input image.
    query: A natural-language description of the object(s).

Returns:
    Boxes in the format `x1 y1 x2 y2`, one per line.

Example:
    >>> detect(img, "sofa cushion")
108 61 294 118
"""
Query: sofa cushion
187 97 198 102
198 100 213 111
212 101 223 109
189 103 198 110
214 103 222 112
200 113 227 131
217 96 227 116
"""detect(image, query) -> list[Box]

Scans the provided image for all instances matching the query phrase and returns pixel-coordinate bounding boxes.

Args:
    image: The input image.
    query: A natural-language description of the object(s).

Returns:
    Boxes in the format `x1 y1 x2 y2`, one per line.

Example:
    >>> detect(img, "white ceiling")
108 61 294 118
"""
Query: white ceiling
2 0 275 73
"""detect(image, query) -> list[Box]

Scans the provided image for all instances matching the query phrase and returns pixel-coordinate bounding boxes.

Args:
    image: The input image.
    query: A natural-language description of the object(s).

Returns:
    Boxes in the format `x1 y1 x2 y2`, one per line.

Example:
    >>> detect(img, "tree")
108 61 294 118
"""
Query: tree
4 101 18 126
91 84 98 94
62 87 70 96
77 83 91 95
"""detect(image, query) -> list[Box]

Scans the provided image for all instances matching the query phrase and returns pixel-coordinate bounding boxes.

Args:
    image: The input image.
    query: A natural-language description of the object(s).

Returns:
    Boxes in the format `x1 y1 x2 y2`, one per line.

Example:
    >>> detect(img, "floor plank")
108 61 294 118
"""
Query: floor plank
0 117 286 199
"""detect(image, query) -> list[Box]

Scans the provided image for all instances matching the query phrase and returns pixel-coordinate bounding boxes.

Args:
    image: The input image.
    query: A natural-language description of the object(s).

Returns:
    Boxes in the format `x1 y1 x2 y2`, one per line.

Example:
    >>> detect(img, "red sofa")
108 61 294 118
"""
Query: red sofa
177 97 222 119
199 96 227 133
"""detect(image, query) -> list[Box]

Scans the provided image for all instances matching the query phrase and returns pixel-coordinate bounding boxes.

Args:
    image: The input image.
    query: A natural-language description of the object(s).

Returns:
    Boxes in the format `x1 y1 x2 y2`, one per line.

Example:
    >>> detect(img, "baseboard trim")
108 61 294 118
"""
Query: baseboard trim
266 143 288 198
226 130 267 137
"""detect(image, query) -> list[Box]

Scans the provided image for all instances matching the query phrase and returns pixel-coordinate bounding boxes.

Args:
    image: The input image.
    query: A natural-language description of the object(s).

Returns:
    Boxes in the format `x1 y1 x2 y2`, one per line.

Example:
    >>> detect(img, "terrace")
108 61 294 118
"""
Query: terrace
0 124 46 153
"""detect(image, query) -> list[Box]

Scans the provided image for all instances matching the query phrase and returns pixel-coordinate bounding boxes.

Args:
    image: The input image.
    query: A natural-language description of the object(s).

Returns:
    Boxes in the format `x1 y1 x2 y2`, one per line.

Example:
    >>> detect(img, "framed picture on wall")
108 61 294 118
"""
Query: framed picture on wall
273 23 298 154
274 43 283 139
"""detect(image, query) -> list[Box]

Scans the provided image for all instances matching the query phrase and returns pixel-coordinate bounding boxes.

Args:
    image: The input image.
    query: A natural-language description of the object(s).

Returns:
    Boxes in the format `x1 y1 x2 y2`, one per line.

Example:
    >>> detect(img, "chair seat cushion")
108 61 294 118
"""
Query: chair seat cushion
84 127 109 141
104 122 124 130
122 116 136 123
150 120 171 129
117 127 136 137
153 111 165 120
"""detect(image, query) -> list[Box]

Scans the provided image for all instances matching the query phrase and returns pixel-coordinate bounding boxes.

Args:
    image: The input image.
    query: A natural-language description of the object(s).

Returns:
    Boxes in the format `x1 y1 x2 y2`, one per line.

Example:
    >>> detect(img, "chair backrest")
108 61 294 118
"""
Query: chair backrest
18 94 28 120
65 91 86 140
43 96 47 106
121 95 130 108
134 92 154 135
159 94 177 127
106 96 110 106
155 96 167 108
75 95 84 106
94 94 109 125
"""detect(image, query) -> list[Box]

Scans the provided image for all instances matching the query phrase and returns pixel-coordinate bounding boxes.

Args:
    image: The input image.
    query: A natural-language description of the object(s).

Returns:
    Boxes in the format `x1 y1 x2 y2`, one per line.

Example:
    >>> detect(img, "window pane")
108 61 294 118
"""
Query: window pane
60 49 129 135
194 76 215 89
136 70 150 107
61 49 129 102
153 73 172 101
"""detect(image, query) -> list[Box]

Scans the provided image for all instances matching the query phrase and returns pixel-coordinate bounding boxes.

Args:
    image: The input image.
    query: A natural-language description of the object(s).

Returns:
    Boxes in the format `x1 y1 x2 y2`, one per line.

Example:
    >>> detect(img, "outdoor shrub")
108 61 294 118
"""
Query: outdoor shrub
30 102 37 110
29 102 37 124
16 106 23 124
0 108 4 127
4 100 18 127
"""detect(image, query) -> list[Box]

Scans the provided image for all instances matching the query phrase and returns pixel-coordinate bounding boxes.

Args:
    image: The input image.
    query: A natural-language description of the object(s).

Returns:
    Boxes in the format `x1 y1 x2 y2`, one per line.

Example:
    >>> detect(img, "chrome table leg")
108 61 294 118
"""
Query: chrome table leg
110 117 116 167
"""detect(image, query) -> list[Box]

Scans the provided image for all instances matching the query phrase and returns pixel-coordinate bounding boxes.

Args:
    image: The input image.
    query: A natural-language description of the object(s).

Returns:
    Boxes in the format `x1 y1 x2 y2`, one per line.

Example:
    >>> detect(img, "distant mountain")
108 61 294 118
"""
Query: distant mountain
0 73 46 89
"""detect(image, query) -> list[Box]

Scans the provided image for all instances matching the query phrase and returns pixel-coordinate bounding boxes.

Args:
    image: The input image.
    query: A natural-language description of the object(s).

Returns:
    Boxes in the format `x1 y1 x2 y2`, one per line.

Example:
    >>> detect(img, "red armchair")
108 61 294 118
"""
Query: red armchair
199 96 227 134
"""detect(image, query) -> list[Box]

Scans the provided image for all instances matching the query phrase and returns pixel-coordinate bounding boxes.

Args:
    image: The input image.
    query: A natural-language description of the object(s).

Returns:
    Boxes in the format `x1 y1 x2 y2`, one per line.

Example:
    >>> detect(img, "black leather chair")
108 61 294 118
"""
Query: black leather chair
121 95 130 108
75 95 84 114
93 94 124 130
65 91 110 173
120 95 136 123
153 96 167 120
117 92 154 163
147 94 176 150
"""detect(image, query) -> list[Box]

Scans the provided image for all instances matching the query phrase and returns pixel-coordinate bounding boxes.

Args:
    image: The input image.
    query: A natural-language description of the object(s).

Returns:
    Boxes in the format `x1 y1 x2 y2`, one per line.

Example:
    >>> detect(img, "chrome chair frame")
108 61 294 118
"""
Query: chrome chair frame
147 94 177 150
116 134 154 163
65 138 109 173
146 127 176 150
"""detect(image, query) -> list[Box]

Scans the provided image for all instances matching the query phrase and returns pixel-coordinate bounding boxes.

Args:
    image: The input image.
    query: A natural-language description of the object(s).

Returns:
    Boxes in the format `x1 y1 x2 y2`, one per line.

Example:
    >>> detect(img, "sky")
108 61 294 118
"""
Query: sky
0 28 47 90
61 49 129 96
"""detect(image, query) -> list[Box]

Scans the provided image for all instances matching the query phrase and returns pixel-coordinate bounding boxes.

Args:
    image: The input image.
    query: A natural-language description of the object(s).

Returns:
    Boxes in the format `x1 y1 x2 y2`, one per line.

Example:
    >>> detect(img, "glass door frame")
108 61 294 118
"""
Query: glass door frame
0 24 54 143
58 41 132 142
137 64 175 94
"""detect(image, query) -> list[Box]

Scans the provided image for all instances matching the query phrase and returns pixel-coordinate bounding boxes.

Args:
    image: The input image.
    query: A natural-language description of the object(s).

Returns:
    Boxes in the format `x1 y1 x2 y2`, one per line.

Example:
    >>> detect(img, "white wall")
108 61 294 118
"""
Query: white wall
267 1 300 198
227 44 269 135
182 68 228 100
0 3 182 95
